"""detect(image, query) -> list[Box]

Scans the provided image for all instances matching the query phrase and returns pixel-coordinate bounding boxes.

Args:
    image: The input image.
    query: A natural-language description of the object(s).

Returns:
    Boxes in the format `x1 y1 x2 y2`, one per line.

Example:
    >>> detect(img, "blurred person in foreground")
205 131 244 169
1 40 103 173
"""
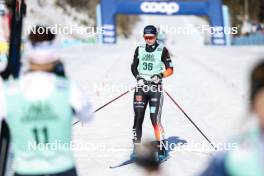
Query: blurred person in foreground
135 141 165 176
0 25 93 176
200 60 264 176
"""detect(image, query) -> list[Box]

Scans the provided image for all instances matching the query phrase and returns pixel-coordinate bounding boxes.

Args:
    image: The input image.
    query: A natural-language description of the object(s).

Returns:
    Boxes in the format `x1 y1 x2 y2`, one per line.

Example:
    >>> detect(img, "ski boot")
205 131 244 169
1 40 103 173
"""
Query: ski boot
130 143 140 160
157 140 169 162
158 149 169 162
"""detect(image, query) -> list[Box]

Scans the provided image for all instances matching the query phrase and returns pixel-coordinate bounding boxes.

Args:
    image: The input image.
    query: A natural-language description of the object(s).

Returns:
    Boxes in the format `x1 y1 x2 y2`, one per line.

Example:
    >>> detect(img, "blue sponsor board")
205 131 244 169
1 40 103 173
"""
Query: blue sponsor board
98 0 226 45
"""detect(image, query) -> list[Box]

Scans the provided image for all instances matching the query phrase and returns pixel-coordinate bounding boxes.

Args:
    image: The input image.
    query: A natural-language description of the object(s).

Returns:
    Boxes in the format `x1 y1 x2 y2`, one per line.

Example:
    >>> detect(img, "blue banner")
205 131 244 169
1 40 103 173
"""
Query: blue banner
99 0 225 45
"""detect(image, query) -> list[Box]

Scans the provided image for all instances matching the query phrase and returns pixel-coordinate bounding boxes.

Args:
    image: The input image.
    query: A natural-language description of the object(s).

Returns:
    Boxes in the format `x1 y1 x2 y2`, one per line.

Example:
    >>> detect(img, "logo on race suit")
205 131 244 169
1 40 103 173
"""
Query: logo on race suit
150 106 156 113
140 2 180 15
151 98 158 102
142 53 155 61
136 95 143 102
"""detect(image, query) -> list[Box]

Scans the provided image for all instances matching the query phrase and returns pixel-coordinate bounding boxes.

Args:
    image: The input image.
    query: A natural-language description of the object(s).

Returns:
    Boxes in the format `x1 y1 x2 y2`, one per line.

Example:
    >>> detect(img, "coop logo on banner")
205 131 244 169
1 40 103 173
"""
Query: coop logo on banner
140 2 180 15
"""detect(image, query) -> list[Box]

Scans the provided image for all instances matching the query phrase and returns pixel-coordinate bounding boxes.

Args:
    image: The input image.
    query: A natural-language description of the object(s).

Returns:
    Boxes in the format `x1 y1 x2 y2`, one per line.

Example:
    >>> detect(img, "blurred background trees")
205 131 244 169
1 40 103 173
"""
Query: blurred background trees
223 0 263 27
56 0 138 37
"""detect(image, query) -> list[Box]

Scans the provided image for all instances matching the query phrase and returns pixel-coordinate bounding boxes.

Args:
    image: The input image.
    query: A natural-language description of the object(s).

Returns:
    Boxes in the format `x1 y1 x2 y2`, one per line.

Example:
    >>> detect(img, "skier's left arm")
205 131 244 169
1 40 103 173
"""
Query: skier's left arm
160 47 174 78
70 81 94 122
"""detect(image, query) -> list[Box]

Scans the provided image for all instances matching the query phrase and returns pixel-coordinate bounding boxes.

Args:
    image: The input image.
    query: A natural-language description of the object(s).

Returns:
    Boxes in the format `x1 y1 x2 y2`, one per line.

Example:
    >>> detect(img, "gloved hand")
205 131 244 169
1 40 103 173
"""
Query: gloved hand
151 74 163 84
53 60 66 77
136 75 146 86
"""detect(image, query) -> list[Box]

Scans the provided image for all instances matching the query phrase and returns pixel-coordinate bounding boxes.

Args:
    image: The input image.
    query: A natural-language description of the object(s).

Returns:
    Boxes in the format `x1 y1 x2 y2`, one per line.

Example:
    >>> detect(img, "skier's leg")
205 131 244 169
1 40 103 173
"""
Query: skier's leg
149 89 165 142
131 87 148 159
132 87 148 143
149 87 167 159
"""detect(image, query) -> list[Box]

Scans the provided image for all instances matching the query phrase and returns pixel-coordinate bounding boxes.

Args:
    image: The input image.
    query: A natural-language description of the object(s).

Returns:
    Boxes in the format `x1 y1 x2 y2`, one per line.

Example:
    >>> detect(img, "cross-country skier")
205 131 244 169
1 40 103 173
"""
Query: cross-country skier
0 25 93 176
131 25 174 161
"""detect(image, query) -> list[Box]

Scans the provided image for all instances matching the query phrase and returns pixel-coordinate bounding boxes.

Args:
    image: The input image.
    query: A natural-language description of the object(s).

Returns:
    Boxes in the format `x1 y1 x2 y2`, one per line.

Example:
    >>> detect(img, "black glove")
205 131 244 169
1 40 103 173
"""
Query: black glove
136 75 146 86
151 74 163 84
53 61 66 77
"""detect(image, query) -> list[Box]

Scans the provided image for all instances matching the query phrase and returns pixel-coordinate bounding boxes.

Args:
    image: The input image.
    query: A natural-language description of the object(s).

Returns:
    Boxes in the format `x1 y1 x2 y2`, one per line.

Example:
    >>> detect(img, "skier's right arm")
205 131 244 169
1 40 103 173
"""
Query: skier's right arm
70 81 94 122
131 47 139 78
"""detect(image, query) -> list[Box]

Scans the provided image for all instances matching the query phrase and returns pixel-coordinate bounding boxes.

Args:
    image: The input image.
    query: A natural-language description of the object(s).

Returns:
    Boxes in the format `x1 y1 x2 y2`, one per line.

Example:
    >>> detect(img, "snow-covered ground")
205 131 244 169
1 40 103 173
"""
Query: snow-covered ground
63 44 263 176
59 16 264 176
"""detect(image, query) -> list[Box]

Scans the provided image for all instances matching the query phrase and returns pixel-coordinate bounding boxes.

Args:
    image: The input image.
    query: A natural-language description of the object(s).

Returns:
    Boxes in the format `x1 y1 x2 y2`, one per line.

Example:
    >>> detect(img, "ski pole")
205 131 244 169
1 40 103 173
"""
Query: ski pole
164 90 217 150
72 86 136 126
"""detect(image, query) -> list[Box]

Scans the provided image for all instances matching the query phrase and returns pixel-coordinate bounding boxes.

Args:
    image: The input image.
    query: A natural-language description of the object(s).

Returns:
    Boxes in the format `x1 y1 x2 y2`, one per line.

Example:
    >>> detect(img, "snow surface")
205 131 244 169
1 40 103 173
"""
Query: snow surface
60 16 264 176
64 44 264 176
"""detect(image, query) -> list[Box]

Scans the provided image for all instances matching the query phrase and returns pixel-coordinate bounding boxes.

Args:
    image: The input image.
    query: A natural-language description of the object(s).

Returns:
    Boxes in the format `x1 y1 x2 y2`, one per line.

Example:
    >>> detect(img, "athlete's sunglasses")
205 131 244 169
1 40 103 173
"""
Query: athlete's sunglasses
144 35 156 40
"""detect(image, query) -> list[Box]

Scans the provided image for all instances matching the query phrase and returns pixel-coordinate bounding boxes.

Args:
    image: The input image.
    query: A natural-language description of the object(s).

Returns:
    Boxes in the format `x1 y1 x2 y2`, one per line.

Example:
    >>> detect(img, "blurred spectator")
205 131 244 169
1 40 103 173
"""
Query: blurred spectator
255 23 263 32
1 25 94 176
135 141 166 176
252 20 263 33
157 27 167 45
241 15 252 36
200 60 264 176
